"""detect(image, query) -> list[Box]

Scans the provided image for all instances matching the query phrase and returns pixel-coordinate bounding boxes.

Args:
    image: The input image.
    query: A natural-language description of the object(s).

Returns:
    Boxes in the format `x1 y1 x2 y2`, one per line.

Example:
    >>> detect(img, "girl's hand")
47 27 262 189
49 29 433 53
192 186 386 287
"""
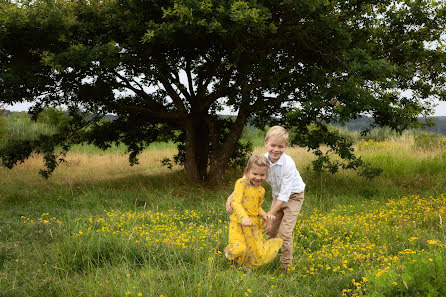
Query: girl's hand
241 217 253 226
266 212 276 220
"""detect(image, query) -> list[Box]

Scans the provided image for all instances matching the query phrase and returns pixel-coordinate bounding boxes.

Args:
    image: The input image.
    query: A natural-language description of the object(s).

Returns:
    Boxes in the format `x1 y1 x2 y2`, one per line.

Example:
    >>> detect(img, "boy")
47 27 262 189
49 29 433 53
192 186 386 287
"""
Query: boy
226 126 305 272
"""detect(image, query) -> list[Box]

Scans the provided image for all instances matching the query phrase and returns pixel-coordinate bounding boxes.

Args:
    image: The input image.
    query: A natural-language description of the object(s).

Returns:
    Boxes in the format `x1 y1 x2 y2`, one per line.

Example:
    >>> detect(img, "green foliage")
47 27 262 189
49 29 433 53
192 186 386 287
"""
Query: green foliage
290 121 383 178
1 0 446 183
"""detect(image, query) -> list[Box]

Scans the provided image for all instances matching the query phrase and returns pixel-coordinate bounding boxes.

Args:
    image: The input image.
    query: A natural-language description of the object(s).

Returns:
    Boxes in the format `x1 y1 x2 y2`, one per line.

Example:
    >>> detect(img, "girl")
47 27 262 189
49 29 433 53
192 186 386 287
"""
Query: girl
224 154 283 269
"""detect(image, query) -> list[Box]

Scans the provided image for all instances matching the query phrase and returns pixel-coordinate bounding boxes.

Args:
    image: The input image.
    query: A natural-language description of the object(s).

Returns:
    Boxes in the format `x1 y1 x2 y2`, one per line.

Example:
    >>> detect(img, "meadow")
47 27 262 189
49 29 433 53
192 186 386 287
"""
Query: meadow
1 115 446 296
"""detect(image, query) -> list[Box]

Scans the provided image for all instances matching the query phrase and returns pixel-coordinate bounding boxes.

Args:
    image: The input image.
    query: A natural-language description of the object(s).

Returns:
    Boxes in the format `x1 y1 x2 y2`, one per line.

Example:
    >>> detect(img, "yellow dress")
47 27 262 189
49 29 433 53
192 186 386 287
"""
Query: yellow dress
225 178 283 269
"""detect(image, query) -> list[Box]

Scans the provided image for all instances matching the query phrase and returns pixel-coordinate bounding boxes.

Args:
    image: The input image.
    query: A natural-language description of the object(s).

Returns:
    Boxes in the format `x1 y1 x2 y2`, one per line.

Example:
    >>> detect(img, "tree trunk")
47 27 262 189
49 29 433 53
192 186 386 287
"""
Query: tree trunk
183 115 210 183
207 144 233 185
207 112 249 185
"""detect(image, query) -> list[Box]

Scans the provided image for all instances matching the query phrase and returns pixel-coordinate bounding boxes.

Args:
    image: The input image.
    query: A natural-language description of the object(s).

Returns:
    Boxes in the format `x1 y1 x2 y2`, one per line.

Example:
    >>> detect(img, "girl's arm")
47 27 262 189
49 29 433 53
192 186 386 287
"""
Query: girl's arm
232 180 251 225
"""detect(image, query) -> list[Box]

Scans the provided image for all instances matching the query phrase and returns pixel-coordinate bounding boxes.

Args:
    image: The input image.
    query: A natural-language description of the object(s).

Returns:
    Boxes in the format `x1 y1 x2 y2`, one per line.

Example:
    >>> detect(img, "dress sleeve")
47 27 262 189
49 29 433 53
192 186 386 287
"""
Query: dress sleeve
232 179 249 221
258 187 265 215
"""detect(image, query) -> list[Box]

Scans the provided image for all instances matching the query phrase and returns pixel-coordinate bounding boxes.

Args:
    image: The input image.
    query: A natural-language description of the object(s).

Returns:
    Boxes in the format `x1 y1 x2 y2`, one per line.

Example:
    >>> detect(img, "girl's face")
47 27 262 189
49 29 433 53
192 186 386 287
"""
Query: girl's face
246 164 268 187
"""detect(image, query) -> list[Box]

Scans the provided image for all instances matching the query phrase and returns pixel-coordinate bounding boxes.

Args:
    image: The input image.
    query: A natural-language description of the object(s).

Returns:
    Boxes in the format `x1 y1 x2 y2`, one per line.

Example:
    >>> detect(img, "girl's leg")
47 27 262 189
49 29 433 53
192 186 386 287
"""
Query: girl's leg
225 220 247 263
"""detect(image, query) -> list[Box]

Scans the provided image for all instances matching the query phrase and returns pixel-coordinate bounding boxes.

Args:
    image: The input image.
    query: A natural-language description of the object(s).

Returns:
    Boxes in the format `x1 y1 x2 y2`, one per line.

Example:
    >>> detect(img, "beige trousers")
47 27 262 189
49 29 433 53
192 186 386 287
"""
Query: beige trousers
266 192 304 268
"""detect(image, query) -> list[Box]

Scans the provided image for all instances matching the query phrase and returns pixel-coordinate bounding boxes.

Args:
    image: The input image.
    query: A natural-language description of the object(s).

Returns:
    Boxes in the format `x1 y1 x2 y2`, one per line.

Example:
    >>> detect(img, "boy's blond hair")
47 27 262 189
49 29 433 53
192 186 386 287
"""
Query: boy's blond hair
244 154 269 176
264 126 289 144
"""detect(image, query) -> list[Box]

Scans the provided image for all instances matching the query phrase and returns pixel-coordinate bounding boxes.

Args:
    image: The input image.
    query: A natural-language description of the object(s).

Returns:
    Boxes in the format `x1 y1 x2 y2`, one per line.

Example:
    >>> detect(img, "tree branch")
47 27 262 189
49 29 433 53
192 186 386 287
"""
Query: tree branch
156 63 188 114
200 68 233 111
185 59 195 98
196 61 217 100
114 72 156 102
118 104 184 126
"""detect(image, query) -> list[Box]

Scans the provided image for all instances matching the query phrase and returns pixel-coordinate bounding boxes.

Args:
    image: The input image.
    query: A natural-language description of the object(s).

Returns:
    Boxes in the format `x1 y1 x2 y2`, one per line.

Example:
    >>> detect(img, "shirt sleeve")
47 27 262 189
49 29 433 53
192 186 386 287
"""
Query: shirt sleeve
232 179 249 221
277 163 295 202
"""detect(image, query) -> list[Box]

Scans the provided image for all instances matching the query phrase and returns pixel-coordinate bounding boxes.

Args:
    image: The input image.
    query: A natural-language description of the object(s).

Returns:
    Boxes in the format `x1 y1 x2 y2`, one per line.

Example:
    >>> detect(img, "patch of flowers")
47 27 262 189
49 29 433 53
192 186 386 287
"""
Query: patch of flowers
69 209 227 250
21 212 61 225
357 139 391 151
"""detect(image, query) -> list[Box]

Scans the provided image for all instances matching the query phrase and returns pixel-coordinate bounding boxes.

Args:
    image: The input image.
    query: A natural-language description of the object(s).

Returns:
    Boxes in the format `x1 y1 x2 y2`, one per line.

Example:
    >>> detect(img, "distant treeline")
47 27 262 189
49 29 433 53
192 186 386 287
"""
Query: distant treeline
2 110 446 135
336 116 446 136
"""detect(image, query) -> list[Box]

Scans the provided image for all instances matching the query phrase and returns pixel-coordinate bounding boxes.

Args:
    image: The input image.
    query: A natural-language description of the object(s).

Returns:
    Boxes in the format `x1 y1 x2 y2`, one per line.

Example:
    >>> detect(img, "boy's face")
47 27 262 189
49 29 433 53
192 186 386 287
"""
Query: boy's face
264 137 287 163
246 164 268 187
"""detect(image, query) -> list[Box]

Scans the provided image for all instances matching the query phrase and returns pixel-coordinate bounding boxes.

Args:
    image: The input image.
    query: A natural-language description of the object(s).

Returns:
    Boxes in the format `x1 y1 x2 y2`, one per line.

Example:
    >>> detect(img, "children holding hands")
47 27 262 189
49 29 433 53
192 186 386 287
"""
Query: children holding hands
224 154 283 269
226 126 305 272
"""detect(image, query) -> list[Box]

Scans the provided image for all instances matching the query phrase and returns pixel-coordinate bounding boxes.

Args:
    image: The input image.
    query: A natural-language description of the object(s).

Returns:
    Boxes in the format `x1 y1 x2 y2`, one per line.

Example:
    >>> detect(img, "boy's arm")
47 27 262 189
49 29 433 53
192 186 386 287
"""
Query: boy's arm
226 174 247 213
225 192 234 213
275 166 295 203
267 165 293 215
267 200 283 216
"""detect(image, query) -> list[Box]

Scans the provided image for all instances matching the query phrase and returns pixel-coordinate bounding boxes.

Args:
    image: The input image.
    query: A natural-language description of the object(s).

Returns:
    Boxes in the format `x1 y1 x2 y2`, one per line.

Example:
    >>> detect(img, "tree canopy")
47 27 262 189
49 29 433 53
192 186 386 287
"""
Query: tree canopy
1 0 445 184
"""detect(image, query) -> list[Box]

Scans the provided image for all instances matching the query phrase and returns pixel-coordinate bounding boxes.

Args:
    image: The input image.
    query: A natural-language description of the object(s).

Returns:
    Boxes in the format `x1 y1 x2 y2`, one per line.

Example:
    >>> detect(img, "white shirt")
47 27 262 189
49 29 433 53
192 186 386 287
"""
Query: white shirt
264 152 305 202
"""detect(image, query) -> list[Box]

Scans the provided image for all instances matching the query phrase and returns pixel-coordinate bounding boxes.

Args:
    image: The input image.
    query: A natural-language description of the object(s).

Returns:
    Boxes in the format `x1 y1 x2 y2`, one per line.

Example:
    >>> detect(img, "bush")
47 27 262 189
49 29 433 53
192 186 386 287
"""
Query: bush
37 107 70 128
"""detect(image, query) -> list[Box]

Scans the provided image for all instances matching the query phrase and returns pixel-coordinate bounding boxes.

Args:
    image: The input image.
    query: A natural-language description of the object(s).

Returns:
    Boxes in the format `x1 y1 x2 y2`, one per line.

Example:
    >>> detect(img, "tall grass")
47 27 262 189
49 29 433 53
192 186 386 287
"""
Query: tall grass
1 112 59 142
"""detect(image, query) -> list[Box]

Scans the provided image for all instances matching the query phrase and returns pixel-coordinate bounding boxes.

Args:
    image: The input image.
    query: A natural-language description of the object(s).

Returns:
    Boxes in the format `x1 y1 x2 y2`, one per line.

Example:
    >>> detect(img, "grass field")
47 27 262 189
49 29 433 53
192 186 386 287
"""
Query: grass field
1 130 446 296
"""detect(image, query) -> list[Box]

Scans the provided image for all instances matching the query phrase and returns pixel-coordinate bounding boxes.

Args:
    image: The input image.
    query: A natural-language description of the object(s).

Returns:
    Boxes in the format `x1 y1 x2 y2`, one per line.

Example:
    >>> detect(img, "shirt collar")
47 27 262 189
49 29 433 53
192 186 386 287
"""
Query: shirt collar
268 153 285 166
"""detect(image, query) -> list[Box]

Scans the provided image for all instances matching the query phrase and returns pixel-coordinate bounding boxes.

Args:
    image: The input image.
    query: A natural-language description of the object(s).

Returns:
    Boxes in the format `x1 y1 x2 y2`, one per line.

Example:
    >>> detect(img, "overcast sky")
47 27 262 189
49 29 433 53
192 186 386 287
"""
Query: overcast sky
4 99 446 117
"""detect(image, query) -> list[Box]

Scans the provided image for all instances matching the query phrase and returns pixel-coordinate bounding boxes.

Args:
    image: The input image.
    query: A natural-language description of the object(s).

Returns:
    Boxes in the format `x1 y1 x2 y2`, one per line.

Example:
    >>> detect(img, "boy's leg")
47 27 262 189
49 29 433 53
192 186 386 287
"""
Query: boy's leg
266 195 283 238
277 192 304 270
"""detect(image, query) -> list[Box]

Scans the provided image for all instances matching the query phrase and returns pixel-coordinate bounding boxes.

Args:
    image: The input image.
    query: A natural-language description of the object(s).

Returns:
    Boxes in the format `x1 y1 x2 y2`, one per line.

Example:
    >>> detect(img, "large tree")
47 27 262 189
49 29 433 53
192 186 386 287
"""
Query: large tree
1 0 445 184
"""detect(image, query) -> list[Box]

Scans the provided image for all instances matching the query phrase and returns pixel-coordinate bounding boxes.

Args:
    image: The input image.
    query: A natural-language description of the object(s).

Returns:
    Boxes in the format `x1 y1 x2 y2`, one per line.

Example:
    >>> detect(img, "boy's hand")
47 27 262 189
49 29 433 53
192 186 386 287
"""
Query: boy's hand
262 218 272 232
226 199 232 213
241 217 253 226
225 196 233 213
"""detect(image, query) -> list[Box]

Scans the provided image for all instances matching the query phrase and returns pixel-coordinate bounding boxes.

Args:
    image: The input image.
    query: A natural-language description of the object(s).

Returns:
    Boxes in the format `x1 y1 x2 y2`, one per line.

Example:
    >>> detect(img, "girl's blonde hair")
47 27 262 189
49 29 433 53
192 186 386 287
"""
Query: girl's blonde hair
244 154 270 176
265 126 289 144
